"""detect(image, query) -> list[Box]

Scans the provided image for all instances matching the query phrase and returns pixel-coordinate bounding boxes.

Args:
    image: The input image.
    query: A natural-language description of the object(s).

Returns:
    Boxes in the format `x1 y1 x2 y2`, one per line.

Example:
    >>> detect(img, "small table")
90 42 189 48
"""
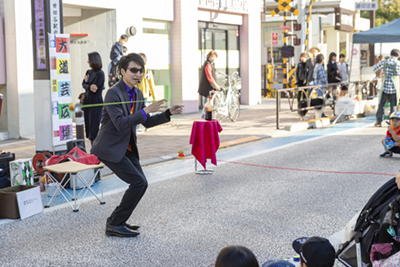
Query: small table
190 120 223 174
43 161 105 212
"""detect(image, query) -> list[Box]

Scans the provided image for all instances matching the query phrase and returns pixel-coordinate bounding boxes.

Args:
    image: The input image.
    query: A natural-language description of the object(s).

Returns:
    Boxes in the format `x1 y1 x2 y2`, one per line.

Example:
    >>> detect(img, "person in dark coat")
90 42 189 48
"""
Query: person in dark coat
91 53 183 237
198 50 221 119
327 52 340 96
296 52 308 102
82 52 105 145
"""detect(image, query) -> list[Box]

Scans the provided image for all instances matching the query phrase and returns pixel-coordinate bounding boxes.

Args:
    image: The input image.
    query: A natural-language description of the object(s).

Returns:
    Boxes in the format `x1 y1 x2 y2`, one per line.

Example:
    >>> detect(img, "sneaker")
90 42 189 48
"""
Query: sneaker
136 129 144 134
145 128 150 132
380 151 393 158
374 123 382 127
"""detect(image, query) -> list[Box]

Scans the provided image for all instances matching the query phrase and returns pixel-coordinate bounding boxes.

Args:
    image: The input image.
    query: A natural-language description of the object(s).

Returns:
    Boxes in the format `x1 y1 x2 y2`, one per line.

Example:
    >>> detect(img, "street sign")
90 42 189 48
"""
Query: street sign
355 2 377 10
272 32 278 45
281 46 294 58
280 25 291 31
270 0 300 16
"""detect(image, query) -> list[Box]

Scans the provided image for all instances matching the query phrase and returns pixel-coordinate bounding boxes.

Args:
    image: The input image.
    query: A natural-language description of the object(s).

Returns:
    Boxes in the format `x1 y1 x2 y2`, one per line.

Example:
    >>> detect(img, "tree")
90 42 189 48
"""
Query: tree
360 0 400 26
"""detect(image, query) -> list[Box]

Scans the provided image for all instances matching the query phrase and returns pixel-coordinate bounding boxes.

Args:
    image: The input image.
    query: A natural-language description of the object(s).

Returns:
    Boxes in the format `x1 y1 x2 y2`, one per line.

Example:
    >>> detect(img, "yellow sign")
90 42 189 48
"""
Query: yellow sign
56 59 70 75
51 79 58 92
270 0 300 16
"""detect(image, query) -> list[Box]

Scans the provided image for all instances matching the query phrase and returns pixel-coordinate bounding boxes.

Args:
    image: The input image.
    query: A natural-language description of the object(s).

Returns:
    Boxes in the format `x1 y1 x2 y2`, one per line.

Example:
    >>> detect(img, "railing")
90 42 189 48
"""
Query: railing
275 80 377 129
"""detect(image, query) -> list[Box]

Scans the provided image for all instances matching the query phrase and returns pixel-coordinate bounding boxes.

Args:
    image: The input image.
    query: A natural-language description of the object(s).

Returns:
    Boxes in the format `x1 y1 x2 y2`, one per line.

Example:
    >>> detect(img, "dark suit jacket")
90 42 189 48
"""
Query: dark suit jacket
305 58 316 84
91 80 170 163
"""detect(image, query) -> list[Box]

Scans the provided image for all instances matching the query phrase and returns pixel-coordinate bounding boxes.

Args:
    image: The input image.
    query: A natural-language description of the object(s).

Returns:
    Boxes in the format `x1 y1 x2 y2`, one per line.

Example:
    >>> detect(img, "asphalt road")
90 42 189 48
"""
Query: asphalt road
0 121 396 267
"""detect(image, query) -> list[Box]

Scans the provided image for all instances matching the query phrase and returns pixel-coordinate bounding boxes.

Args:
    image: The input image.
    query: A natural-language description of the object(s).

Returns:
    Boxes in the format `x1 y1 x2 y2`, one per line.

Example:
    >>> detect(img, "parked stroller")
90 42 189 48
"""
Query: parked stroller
337 177 400 266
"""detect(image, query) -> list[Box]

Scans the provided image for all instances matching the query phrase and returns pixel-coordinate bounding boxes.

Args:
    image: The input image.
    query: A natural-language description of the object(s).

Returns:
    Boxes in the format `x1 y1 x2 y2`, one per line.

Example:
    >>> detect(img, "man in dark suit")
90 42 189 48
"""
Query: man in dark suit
91 53 183 237
305 46 320 85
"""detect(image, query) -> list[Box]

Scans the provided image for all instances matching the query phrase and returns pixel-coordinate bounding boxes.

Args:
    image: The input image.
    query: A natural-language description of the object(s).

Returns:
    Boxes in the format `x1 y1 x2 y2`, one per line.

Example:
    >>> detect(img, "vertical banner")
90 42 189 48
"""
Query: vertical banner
33 0 47 70
350 44 361 82
48 33 73 146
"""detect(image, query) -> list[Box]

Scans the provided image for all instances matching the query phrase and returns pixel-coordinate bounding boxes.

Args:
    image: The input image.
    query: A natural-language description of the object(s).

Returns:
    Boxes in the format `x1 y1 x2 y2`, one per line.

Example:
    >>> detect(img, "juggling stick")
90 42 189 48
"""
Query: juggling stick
69 100 163 112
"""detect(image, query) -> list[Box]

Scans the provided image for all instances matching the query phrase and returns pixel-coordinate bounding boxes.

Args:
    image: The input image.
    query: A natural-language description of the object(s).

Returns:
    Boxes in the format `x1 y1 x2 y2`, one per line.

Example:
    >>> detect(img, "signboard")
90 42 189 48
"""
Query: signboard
49 0 61 34
355 2 377 10
360 50 368 67
264 27 284 47
335 7 355 32
280 26 291 31
350 44 361 82
48 33 73 146
33 0 47 70
281 46 295 58
272 32 278 46
268 47 282 64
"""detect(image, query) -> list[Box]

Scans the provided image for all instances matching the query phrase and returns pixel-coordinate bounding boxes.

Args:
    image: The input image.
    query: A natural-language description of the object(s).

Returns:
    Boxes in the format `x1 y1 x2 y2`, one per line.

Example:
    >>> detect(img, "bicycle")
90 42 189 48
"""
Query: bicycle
210 71 241 122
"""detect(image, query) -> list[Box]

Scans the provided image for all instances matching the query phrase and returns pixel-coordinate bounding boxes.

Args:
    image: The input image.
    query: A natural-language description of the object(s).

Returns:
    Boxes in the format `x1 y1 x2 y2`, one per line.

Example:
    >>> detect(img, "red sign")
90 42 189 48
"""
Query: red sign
272 32 278 46
280 26 291 31
56 37 70 54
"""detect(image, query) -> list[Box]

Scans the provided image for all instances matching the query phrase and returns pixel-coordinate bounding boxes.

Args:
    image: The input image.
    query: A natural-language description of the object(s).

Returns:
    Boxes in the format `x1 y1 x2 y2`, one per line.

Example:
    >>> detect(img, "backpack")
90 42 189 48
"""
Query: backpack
108 62 120 87
337 177 400 266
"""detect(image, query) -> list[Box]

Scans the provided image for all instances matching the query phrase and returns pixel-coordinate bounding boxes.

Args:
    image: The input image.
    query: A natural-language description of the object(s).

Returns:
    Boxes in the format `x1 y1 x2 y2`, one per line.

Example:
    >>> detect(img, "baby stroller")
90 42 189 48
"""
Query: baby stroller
336 177 400 267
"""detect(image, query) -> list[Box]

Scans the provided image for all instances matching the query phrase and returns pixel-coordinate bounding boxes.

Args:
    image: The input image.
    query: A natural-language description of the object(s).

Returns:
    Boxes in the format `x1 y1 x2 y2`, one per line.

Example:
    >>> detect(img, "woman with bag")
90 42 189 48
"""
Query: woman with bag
82 52 105 145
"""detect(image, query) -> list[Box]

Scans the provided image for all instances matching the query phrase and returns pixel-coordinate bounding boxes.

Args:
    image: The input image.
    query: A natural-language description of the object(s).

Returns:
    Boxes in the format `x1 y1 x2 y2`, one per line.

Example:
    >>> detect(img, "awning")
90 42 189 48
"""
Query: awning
353 18 400 43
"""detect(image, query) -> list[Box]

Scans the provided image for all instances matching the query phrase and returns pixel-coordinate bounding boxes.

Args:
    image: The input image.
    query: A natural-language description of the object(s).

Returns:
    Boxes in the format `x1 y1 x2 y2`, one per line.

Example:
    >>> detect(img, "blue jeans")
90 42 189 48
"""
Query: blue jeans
376 92 397 124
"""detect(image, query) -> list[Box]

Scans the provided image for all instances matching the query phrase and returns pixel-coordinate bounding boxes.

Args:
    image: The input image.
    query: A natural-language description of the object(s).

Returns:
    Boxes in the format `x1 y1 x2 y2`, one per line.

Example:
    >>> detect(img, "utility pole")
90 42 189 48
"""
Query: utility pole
369 10 375 65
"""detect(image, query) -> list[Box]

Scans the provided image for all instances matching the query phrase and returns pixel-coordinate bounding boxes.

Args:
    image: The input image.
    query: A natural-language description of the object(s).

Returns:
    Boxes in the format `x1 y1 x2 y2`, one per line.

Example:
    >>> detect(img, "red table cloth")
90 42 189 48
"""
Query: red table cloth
190 120 223 169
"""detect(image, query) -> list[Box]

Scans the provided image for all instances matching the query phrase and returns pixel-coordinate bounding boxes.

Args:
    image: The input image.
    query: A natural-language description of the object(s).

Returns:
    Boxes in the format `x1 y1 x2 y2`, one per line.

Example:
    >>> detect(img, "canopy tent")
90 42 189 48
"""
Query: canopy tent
353 18 400 43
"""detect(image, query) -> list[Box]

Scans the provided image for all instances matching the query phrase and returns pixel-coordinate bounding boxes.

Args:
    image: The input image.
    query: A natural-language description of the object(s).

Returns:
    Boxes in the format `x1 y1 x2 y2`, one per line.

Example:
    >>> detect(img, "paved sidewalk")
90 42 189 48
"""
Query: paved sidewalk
0 97 336 165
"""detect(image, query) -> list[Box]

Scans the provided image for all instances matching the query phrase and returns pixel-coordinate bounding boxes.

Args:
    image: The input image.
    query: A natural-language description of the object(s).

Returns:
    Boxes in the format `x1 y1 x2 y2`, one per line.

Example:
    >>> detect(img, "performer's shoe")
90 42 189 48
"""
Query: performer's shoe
125 223 140 230
107 218 140 230
106 224 140 237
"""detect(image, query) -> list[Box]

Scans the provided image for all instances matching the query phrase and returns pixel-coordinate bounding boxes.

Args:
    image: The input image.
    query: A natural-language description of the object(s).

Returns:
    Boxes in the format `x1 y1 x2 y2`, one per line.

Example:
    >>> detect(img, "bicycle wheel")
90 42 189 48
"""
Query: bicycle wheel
212 93 223 122
229 92 240 122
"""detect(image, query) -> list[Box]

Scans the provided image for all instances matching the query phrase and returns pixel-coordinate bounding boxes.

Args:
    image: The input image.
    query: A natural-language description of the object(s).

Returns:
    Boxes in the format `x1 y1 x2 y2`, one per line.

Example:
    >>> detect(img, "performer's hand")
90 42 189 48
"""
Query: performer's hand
84 74 89 82
170 105 184 115
144 99 168 114
90 84 98 92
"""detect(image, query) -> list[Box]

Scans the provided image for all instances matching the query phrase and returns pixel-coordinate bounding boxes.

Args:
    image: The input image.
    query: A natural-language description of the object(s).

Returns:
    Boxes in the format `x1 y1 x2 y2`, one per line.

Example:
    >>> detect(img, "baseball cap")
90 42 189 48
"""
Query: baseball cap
292 237 335 267
390 112 400 120
262 260 295 267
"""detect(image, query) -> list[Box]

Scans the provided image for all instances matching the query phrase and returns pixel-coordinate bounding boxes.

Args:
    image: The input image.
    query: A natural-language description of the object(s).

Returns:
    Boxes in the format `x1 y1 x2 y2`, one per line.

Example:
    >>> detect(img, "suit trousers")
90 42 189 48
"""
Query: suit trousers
99 150 148 226
376 92 397 124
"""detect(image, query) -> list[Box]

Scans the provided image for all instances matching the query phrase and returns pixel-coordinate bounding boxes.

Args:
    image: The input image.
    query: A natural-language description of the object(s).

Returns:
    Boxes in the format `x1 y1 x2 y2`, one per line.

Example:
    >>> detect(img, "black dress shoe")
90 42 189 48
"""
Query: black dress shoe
106 218 140 231
125 223 140 230
106 224 140 237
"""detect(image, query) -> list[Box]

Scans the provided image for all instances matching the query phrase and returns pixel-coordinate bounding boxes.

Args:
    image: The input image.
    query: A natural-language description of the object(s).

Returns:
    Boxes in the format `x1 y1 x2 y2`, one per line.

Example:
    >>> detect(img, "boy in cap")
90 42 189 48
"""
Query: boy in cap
292 236 336 267
380 111 400 157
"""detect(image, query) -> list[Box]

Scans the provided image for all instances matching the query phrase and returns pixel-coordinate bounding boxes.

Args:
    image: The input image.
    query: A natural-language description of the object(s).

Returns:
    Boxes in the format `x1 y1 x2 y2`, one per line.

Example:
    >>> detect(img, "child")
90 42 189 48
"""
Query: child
380 112 400 157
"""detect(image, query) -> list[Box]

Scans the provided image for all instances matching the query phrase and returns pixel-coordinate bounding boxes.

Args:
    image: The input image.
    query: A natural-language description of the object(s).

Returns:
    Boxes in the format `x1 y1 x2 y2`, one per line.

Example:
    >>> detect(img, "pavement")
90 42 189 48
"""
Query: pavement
0 97 338 166
0 115 394 267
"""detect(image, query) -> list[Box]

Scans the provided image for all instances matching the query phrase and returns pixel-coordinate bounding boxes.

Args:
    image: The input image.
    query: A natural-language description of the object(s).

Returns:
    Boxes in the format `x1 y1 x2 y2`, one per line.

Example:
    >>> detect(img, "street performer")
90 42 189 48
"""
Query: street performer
91 53 183 238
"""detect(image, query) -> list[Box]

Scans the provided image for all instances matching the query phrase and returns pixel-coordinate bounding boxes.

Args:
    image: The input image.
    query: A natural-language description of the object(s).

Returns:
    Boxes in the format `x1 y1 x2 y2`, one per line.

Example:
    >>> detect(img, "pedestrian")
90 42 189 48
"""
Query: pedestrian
305 46 320 85
327 52 341 97
380 112 400 158
91 53 184 238
292 236 336 267
136 52 156 133
337 54 349 97
215 246 259 267
108 34 129 87
82 52 104 145
296 53 308 102
313 54 328 98
373 49 400 127
198 50 221 119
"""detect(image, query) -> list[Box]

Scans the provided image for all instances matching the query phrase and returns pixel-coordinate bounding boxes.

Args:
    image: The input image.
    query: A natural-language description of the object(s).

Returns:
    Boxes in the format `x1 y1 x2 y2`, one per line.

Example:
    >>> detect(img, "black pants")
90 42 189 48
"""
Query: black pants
390 146 400 154
376 92 397 124
99 150 148 226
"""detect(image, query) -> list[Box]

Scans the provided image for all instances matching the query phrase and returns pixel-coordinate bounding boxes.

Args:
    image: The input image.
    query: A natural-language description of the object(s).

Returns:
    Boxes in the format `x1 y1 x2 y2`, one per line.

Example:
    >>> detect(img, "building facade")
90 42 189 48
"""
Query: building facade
0 0 261 144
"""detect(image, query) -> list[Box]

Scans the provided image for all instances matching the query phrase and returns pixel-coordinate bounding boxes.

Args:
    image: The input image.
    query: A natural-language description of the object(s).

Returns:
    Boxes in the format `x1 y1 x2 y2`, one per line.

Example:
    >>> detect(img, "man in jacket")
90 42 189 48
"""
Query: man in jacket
373 49 400 127
305 46 320 85
92 53 183 237
108 34 129 76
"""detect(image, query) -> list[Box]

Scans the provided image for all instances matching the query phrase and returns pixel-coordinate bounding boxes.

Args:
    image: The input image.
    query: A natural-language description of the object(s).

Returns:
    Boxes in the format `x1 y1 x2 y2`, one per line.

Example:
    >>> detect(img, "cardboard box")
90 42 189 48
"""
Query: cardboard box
0 185 43 219
9 158 34 186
